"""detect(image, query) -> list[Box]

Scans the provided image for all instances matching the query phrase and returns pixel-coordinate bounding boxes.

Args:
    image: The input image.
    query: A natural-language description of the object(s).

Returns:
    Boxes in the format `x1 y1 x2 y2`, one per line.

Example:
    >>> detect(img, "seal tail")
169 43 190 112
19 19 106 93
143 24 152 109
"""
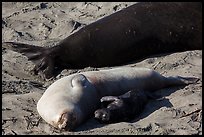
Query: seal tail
2 42 54 79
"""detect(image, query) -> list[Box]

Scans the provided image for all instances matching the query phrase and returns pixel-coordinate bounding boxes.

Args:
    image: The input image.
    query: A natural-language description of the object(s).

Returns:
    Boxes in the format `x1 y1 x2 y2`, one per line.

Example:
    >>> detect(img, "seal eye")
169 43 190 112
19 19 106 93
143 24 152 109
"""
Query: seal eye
71 74 87 88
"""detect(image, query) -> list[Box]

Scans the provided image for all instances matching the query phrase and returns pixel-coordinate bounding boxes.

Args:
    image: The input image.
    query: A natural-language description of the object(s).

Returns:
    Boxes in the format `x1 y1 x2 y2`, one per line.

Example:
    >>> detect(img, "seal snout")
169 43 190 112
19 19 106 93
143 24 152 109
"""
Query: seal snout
56 111 77 131
57 112 68 130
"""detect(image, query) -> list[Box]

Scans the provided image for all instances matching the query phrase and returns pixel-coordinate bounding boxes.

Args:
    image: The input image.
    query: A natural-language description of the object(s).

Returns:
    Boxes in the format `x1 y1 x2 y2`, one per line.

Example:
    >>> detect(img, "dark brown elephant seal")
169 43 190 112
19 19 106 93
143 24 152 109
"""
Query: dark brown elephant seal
94 89 157 124
3 2 202 79
36 67 198 131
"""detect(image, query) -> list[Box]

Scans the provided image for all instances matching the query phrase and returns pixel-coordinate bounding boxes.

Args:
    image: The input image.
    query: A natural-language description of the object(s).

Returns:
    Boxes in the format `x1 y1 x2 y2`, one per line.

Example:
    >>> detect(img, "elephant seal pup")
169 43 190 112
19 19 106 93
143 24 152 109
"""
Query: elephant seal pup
3 2 202 79
94 89 158 124
36 67 198 131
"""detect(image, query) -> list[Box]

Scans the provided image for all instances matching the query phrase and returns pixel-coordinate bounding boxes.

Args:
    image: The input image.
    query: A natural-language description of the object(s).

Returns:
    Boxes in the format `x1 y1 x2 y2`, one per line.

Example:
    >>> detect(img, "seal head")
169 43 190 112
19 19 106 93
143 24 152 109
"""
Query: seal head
37 74 94 131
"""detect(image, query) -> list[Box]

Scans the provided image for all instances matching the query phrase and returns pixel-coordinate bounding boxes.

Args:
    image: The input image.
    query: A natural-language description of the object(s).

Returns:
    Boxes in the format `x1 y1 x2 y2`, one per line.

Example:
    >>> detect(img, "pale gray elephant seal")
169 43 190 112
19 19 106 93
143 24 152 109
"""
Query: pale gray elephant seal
94 89 157 124
2 2 202 79
36 67 198 131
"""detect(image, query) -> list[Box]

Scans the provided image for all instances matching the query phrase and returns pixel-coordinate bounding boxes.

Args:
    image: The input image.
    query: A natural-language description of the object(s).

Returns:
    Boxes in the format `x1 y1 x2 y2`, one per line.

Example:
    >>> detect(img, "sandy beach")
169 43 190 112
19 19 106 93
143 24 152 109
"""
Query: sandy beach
2 2 202 135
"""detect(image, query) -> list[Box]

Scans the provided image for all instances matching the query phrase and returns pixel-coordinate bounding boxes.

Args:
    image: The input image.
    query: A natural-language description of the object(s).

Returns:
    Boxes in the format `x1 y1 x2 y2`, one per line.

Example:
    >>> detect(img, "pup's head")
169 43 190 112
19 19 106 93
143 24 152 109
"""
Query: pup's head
94 108 111 123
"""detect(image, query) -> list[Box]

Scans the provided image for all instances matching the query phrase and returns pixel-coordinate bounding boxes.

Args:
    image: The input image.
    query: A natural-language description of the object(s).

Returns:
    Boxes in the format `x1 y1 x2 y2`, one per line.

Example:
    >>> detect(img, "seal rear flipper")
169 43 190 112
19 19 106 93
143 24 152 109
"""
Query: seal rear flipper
167 76 200 86
176 76 200 84
3 42 55 79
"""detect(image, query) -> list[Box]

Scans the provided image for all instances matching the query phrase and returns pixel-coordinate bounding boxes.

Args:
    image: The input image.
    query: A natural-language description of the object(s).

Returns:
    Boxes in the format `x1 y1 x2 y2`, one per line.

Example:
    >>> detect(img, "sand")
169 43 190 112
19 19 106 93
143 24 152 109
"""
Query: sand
2 2 202 135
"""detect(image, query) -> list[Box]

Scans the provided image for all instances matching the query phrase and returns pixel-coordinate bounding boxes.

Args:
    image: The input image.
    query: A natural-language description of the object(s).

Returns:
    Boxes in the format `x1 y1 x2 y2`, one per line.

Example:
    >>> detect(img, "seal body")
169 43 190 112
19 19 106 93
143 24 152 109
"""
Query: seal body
36 67 198 130
94 90 156 123
3 2 202 79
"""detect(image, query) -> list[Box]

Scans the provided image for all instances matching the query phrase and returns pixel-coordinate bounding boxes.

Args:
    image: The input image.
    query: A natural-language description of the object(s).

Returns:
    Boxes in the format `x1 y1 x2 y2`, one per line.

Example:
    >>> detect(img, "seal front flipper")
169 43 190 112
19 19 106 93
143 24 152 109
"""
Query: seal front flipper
100 96 119 108
100 96 119 102
2 42 55 79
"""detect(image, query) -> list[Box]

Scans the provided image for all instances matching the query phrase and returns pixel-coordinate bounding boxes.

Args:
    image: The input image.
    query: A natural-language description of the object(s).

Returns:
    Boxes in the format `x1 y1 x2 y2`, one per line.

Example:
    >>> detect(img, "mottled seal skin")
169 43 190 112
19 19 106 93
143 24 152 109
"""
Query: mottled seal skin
94 89 157 124
2 2 202 79
36 67 198 131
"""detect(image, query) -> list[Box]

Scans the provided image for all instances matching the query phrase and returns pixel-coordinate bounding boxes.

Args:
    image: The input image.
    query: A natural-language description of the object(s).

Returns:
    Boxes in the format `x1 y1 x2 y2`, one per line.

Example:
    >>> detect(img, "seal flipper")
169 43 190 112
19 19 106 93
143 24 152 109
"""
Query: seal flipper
166 76 200 86
2 42 55 79
100 96 119 102
100 96 119 108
